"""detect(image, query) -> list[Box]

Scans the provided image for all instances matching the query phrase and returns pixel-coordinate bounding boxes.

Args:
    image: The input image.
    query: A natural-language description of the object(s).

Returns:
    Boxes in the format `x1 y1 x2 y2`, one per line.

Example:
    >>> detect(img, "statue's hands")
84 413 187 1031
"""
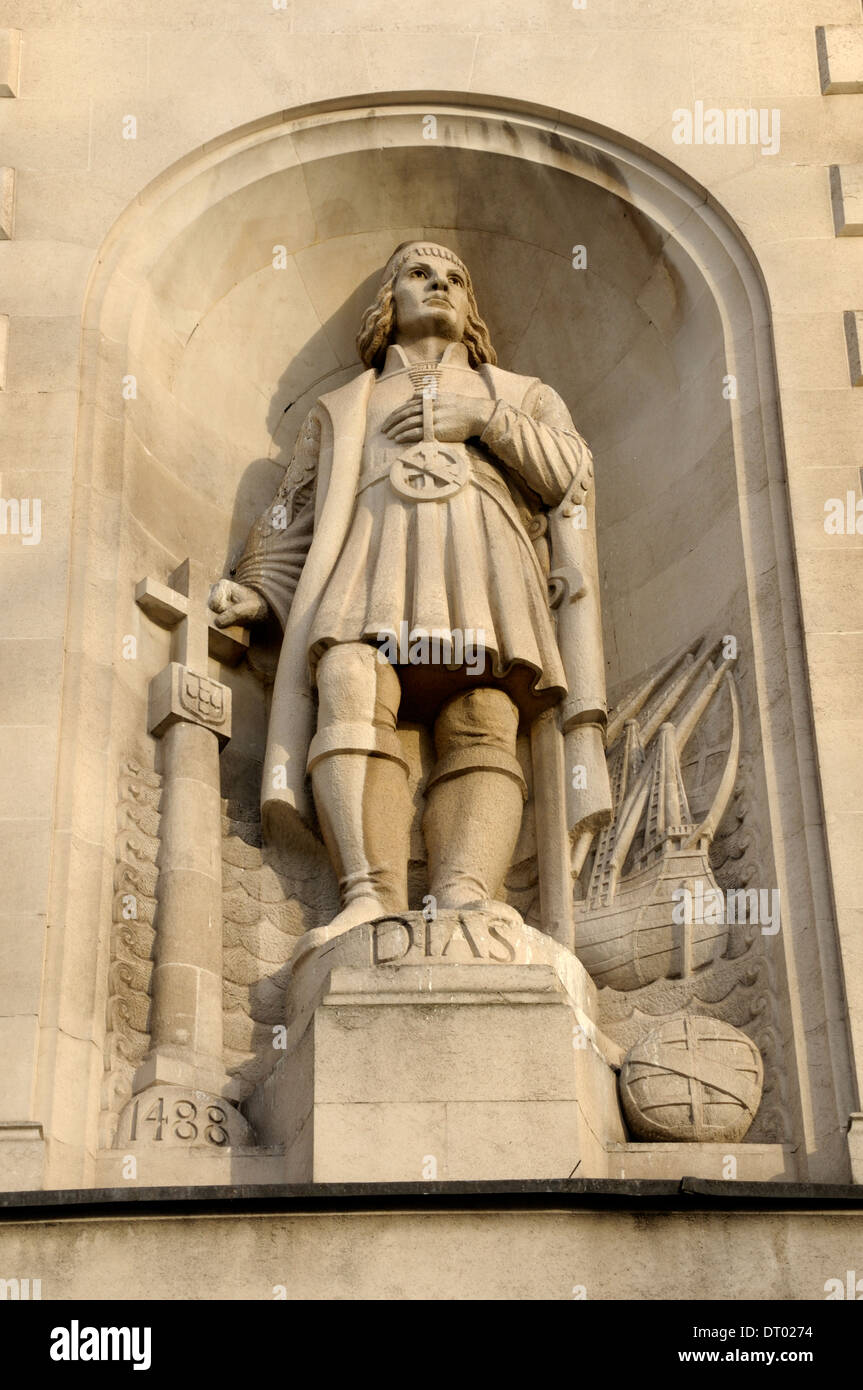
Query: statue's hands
381 394 495 445
208 579 269 628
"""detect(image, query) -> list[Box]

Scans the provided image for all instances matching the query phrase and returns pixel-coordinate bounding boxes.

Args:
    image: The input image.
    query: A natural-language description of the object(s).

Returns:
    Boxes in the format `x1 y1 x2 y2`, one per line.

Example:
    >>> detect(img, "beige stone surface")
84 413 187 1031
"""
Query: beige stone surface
0 0 859 1212
0 29 21 98
0 1018 39 1118
0 1125 44 1192
19 29 147 100
0 823 51 917
3 316 80 394
252 916 623 1181
844 309 863 386
831 164 863 236
0 167 15 240
94 1145 285 1189
817 23 863 93
0 727 57 820
607 1144 798 1183
1 1204 862 1300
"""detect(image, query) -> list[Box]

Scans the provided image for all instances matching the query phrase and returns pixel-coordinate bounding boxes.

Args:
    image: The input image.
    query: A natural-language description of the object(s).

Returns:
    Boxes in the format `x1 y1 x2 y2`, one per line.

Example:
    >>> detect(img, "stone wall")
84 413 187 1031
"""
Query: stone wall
1 1183 862 1300
1 0 862 1192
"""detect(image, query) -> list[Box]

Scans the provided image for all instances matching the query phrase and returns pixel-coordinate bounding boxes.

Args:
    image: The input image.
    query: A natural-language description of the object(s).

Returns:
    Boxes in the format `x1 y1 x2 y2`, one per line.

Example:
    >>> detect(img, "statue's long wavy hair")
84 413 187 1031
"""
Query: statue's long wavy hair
356 250 497 371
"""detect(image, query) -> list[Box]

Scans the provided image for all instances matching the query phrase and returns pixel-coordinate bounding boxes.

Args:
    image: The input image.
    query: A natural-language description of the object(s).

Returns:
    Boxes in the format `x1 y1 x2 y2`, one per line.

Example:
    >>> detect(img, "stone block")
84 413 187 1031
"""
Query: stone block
147 661 232 744
844 310 863 386
817 24 863 93
0 1017 38 1119
115 1084 252 1151
756 238 863 315
253 915 626 1182
0 821 51 916
0 727 57 820
0 167 14 239
606 1143 798 1182
444 1101 597 1181
12 170 126 248
848 1113 863 1182
772 312 852 392
94 1144 285 1189
0 1123 44 1191
19 30 147 100
688 26 814 102
831 164 863 236
0 241 95 316
0 916 45 1018
3 316 80 394
0 390 76 472
313 1103 447 1183
5 1200 863 1301
0 30 20 98
0 99 90 173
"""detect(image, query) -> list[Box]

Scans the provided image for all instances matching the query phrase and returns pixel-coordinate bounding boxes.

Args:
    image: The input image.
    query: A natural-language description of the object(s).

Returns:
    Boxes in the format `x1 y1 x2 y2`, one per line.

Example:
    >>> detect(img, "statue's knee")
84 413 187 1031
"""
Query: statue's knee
429 687 525 796
373 656 402 733
310 642 405 772
316 641 398 727
434 687 519 755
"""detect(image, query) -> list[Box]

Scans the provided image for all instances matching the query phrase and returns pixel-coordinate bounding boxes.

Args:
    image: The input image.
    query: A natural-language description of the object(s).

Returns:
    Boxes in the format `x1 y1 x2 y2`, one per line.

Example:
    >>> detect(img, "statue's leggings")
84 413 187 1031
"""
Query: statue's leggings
307 641 527 911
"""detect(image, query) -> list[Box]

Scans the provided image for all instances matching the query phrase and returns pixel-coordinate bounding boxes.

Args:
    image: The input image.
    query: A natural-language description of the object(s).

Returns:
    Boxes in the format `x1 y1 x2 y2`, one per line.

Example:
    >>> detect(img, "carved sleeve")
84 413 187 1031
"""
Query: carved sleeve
479 380 594 508
231 409 321 629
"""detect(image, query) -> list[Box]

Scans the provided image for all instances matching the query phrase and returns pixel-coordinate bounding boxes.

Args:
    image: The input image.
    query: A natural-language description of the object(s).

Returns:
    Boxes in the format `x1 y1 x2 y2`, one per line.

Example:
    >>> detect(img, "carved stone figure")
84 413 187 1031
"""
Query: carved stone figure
209 242 612 951
112 246 771 1172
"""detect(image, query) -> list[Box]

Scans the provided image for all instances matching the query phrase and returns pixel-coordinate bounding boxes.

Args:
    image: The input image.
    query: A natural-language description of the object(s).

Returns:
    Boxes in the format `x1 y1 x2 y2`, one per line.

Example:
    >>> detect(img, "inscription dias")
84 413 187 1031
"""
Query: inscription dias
370 913 519 965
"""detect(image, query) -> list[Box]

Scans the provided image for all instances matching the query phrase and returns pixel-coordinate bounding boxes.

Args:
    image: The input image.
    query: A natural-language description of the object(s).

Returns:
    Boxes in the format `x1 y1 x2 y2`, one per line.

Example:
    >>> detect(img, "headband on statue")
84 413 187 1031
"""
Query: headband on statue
382 242 472 288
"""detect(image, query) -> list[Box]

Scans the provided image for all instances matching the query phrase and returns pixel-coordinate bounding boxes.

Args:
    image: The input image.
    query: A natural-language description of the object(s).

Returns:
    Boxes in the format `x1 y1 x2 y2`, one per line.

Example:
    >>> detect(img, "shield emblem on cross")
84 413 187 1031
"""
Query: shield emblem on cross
180 671 226 726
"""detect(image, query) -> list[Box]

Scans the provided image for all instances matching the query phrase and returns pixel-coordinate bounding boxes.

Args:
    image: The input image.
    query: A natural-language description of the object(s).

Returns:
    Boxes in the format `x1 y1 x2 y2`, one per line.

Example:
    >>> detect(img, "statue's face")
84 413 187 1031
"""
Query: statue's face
392 251 469 346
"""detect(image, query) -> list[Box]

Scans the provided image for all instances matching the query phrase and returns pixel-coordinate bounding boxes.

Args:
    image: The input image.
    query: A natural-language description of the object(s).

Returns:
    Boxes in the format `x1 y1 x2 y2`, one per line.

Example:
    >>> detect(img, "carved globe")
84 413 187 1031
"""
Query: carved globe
619 1015 763 1143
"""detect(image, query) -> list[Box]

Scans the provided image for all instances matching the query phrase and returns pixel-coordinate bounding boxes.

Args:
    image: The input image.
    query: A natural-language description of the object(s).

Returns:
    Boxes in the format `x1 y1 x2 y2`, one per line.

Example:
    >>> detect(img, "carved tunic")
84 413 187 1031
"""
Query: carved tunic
234 341 594 709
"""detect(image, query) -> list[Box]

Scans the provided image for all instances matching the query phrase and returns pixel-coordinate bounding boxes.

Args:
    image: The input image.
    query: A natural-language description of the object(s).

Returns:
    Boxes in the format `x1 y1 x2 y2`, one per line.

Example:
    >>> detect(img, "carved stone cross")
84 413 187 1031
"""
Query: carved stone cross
116 557 253 1151
135 558 248 743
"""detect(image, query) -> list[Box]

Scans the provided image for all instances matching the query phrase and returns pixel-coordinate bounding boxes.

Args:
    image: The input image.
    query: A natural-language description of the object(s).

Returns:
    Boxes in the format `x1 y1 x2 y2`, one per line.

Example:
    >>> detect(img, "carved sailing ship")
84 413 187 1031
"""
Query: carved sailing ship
574 638 741 992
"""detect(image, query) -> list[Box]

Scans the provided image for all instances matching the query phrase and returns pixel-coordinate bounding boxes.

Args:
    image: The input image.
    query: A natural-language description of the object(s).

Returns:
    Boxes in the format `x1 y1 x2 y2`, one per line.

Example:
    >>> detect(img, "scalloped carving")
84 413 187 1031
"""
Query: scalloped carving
99 759 161 1148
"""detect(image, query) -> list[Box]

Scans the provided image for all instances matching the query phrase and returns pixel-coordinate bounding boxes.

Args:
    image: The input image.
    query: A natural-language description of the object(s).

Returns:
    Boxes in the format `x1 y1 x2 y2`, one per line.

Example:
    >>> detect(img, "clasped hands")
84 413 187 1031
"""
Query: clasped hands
209 395 498 627
381 392 496 446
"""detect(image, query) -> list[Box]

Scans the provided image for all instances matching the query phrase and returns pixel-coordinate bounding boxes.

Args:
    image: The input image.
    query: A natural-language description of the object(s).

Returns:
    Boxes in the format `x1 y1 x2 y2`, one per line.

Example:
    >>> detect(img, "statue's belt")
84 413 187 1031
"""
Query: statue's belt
357 444 510 506
355 443 550 593
350 442 544 589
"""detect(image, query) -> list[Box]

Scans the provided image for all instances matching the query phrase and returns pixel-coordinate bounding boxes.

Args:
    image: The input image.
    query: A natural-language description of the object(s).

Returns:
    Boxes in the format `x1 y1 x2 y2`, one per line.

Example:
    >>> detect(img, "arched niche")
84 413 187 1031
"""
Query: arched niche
45 94 853 1186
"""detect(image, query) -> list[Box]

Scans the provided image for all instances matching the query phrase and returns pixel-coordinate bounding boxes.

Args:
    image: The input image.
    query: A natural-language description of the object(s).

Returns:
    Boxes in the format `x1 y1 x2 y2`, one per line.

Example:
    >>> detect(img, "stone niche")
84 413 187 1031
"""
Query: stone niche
37 95 850 1192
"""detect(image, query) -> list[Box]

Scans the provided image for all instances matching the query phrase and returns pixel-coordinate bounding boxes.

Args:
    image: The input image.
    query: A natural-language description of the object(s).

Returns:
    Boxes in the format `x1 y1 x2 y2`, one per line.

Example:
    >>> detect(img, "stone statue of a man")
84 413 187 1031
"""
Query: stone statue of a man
210 242 610 948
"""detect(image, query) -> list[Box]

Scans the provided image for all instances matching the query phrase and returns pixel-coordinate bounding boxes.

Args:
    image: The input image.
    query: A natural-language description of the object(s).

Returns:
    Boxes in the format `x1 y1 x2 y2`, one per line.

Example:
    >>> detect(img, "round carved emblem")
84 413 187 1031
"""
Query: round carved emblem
619 1014 763 1143
389 442 469 501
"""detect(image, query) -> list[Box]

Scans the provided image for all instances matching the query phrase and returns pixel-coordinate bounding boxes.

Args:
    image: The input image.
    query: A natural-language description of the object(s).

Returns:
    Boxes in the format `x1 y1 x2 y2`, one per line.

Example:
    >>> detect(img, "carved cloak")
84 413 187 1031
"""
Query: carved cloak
241 364 612 850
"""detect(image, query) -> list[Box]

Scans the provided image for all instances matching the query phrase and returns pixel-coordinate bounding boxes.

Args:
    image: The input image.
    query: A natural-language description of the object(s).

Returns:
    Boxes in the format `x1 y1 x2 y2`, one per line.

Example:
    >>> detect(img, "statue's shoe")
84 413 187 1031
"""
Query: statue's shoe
434 897 523 928
290 896 392 972
291 898 524 975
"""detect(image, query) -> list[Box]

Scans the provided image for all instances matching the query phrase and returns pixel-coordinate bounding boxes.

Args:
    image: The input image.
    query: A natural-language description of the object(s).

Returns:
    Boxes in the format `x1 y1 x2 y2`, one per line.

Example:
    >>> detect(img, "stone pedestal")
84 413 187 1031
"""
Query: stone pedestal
248 911 626 1182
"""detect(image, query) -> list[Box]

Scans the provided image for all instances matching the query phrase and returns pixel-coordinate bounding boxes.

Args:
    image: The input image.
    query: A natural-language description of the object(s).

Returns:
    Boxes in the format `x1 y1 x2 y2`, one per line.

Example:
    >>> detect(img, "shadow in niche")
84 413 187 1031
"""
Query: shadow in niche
214 153 733 857
195 150 762 1135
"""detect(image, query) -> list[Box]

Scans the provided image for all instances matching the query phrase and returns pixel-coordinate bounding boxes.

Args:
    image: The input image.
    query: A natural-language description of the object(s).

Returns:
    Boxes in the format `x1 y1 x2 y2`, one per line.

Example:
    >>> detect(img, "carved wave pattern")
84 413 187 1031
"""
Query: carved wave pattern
102 766 342 1130
100 760 160 1149
221 803 338 1099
